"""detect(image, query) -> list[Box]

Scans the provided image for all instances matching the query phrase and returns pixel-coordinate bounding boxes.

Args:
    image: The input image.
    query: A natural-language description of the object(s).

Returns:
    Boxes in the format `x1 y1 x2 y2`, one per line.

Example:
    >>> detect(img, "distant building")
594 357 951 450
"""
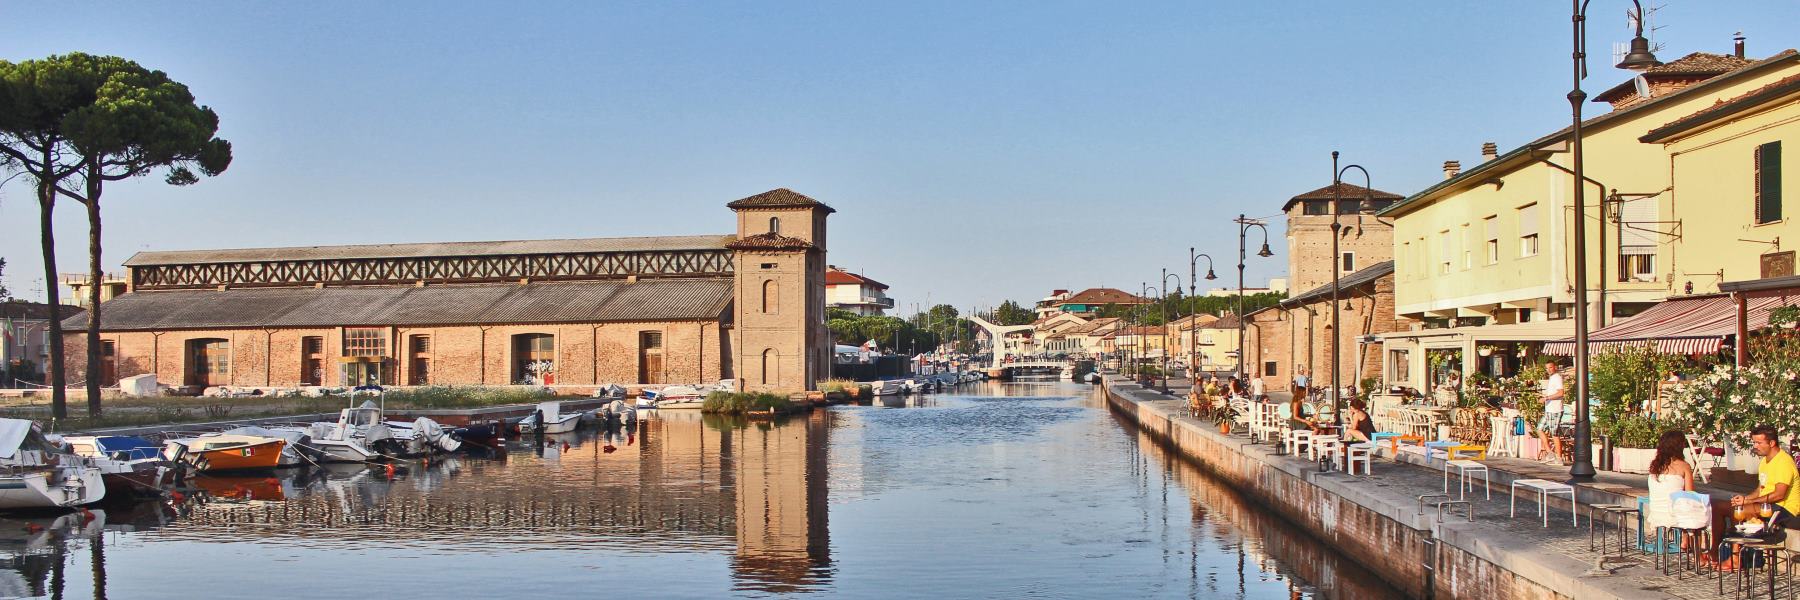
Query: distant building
62 188 835 394
1047 288 1148 316
825 267 894 316
60 272 129 308
2 301 80 386
1034 289 1072 318
1206 278 1289 297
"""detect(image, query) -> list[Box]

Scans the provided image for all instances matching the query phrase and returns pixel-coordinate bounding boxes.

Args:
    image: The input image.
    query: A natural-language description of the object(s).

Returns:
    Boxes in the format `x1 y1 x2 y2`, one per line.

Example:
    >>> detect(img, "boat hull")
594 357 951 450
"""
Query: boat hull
190 440 288 472
0 468 106 509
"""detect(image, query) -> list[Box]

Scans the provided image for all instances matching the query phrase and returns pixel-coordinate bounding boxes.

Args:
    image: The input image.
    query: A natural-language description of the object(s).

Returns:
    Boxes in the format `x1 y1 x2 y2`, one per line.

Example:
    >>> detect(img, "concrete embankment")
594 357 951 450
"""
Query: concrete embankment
1102 374 1676 600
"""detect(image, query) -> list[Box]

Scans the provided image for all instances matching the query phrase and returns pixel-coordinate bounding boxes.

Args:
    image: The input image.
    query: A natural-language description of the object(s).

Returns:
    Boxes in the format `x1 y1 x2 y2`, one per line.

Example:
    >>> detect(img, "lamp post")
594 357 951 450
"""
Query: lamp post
1331 152 1374 432
1236 215 1274 382
1567 0 1660 480
1189 248 1219 381
1163 270 1182 394
1141 282 1162 386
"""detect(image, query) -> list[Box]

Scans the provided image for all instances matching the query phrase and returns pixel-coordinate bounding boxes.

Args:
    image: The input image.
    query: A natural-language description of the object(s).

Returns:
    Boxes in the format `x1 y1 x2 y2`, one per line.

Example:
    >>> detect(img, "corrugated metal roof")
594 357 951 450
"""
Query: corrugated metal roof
122 235 738 267
64 279 734 331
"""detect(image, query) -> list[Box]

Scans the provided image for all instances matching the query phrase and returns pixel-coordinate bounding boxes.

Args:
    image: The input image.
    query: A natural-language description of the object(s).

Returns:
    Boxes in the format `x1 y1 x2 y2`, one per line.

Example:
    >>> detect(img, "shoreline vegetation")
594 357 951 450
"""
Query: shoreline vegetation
701 391 803 416
0 386 569 432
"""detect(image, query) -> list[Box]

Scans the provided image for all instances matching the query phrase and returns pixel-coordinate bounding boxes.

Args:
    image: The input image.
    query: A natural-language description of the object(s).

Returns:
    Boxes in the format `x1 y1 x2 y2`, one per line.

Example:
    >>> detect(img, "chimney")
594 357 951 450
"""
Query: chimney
1481 142 1498 162
1735 32 1746 59
1443 160 1462 180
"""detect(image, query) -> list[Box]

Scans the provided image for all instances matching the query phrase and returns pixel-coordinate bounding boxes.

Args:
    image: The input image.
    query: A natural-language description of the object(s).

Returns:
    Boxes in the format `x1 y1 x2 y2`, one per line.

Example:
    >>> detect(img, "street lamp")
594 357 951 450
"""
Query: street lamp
1141 282 1162 386
1189 249 1218 381
1236 214 1274 382
1331 151 1374 432
1163 269 1183 395
1567 0 1659 480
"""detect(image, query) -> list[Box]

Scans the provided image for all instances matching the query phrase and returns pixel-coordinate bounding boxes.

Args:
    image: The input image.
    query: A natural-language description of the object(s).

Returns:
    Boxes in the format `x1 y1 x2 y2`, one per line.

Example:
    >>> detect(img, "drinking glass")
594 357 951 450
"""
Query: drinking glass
1735 504 1751 522
1761 503 1775 519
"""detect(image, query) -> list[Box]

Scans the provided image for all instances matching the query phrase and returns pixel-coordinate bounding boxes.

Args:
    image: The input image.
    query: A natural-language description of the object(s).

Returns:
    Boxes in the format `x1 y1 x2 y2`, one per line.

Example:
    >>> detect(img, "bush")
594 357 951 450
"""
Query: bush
702 391 795 414
1605 414 1663 449
379 386 557 409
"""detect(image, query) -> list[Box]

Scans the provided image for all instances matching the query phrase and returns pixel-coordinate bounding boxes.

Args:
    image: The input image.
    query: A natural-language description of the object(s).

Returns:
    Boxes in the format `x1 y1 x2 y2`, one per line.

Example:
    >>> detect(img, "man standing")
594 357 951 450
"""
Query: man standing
1536 362 1567 463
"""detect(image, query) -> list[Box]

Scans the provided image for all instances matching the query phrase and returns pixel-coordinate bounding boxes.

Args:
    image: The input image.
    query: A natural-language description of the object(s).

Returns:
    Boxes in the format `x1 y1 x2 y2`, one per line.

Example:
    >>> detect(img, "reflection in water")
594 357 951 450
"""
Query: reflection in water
0 382 1397 598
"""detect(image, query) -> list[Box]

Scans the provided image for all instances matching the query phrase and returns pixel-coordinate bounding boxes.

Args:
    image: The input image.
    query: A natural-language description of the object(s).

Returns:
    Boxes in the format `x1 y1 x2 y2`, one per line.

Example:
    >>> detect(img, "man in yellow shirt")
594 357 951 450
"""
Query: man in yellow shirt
1721 425 1800 569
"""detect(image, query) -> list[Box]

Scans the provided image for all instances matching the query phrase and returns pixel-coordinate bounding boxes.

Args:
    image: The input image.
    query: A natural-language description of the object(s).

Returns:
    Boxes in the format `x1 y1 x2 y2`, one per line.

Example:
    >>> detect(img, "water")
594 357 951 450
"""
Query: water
2 381 1400 599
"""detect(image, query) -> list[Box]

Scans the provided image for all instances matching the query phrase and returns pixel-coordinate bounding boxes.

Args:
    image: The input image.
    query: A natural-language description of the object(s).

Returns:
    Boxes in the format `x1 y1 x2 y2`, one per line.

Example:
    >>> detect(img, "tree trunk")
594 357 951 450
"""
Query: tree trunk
35 170 66 419
83 172 103 417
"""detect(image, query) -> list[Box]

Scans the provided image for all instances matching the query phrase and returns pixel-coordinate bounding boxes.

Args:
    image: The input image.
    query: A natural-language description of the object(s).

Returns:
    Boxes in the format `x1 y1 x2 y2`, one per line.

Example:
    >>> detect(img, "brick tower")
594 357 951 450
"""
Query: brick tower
728 189 834 393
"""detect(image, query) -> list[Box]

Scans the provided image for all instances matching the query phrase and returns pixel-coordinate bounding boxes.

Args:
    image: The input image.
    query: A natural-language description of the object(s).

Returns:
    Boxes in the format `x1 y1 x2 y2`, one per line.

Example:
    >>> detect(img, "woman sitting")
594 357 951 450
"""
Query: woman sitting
1643 430 1696 551
1344 399 1376 443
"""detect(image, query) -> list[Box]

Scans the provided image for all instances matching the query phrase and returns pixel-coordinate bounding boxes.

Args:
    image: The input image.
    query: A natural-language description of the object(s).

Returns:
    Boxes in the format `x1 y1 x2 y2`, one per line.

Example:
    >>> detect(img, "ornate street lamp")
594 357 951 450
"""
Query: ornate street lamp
1567 0 1659 479
1189 248 1219 382
1331 151 1374 431
1236 215 1274 382
1163 270 1183 394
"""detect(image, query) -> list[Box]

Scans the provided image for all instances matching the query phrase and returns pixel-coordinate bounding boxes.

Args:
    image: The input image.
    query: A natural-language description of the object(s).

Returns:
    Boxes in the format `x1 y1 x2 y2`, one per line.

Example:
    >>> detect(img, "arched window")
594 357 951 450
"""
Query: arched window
761 348 777 385
762 279 779 314
769 216 780 234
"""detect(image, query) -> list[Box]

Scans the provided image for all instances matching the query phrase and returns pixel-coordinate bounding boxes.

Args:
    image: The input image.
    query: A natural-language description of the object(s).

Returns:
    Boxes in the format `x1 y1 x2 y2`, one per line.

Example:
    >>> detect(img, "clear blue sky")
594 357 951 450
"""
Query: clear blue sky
3 2 1796 312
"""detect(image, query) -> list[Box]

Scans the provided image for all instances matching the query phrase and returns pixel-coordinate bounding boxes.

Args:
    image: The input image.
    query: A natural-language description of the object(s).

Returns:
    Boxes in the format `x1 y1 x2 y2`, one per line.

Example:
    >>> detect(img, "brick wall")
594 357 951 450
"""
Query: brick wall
1286 213 1394 294
1245 273 1409 394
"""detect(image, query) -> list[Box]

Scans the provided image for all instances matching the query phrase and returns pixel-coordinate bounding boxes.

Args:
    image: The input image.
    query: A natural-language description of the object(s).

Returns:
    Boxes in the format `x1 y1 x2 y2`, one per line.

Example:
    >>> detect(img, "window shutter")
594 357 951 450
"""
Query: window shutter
1518 204 1539 237
1484 217 1498 240
1619 199 1657 255
1760 141 1783 223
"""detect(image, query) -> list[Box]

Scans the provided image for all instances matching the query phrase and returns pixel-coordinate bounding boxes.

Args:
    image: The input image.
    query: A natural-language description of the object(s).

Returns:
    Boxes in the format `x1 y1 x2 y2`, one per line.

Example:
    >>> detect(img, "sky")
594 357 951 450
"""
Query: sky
3 1 1797 313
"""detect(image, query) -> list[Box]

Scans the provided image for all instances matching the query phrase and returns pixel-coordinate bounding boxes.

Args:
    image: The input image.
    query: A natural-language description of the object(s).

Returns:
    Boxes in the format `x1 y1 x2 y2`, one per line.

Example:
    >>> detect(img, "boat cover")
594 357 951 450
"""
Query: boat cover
0 420 34 459
537 401 561 421
92 436 162 461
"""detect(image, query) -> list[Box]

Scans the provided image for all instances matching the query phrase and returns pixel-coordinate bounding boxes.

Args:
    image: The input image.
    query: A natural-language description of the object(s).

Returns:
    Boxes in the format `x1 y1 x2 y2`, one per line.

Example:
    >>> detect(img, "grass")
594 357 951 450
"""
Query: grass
0 385 573 432
701 391 801 415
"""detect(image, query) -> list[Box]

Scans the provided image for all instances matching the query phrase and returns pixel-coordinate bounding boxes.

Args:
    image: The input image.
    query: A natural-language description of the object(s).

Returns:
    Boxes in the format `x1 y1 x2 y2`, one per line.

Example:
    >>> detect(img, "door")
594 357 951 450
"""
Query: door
186 338 230 387
99 341 117 387
639 331 664 384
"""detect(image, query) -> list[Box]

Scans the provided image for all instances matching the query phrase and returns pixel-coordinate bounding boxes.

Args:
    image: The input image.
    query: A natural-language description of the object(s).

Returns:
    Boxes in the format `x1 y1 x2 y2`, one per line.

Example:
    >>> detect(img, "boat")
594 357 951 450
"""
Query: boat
644 385 706 409
871 380 901 396
0 420 106 509
593 384 627 400
302 402 388 463
220 426 316 467
597 399 637 431
1060 366 1076 380
391 417 462 455
515 401 583 434
60 436 177 497
164 434 288 472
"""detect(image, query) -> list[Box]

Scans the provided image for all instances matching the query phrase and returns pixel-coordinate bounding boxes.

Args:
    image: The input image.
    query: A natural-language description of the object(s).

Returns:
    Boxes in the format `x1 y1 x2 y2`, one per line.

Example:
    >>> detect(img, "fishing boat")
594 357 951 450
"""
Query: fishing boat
60 436 177 497
644 385 706 409
0 420 106 509
515 402 583 434
163 434 288 472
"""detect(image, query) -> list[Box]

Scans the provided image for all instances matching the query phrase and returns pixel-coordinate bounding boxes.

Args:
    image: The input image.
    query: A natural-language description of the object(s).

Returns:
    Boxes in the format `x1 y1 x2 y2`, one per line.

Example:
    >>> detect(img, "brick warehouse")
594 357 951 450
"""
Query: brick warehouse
61 189 834 394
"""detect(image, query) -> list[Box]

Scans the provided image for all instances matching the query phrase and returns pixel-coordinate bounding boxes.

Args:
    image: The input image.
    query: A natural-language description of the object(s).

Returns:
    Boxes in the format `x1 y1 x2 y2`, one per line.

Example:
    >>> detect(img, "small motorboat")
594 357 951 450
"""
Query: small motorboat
221 426 316 467
645 386 705 409
0 420 106 509
163 434 288 473
598 399 637 431
515 401 582 434
452 421 506 448
60 435 177 498
871 380 901 396
391 417 462 455
593 384 627 400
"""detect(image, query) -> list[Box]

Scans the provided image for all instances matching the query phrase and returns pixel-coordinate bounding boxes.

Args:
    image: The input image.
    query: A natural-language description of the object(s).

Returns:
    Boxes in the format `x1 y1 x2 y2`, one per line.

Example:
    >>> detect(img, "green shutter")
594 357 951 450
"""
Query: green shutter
1760 141 1783 223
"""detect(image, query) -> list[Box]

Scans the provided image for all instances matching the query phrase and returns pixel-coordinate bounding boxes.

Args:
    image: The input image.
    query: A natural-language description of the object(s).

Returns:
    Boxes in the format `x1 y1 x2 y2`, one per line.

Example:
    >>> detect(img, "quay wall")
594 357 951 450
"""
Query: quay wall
1102 376 1580 600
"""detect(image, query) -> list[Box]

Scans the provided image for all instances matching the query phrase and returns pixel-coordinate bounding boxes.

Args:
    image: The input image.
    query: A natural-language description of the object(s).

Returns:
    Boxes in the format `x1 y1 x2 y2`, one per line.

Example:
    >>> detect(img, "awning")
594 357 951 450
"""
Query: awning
1542 294 1793 356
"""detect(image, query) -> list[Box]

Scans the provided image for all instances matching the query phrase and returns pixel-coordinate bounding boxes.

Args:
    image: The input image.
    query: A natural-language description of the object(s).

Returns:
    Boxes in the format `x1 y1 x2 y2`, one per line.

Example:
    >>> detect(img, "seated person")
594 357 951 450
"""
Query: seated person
1344 399 1376 443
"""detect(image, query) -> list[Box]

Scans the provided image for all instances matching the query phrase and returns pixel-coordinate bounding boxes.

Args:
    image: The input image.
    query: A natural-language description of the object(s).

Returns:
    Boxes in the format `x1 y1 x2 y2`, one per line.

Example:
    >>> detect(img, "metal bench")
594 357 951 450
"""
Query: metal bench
1510 478 1576 527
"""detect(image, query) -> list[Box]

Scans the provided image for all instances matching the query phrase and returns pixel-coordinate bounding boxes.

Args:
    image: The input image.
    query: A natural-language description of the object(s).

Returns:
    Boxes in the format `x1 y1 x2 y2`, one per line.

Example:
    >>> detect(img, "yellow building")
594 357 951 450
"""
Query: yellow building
1192 315 1243 373
1376 49 1800 391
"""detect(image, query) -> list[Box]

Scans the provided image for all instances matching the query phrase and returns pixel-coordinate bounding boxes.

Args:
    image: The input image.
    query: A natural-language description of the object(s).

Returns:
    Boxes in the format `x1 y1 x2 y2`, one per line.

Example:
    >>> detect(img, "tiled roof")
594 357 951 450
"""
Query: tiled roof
1199 314 1241 329
1066 317 1120 335
726 188 837 214
0 301 80 322
725 232 816 251
62 279 734 331
1057 288 1148 306
123 235 736 267
825 269 888 289
1172 314 1221 330
1280 261 1395 307
1594 52 1756 103
1378 50 1800 219
1281 182 1406 212
1642 72 1800 142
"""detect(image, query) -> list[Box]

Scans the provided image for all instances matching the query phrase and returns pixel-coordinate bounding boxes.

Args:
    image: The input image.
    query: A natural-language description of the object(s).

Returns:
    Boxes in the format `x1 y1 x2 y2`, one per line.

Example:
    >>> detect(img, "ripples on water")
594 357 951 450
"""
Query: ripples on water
0 381 1401 599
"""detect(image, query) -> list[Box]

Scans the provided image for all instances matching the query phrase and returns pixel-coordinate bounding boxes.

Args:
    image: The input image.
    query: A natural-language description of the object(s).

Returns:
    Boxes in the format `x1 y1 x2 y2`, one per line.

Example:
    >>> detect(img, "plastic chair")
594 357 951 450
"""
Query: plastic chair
1342 442 1374 475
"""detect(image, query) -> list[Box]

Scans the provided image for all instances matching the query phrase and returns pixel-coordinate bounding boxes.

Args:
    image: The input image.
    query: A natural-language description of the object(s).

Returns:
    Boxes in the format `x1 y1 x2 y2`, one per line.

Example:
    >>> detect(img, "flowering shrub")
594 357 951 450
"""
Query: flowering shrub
1671 364 1756 447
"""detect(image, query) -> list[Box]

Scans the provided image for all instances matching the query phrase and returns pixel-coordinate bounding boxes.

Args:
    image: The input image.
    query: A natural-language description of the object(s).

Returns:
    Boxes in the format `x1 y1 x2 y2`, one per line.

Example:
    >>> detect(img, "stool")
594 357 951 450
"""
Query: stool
1586 503 1639 556
1311 435 1341 464
1285 429 1312 457
1388 434 1424 456
1449 444 1487 460
1342 442 1374 475
1510 479 1577 527
1442 459 1490 500
1424 440 1461 464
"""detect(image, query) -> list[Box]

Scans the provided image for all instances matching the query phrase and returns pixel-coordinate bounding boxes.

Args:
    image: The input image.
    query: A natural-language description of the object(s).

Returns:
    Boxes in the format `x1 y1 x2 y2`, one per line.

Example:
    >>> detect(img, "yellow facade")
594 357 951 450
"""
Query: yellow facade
1644 77 1800 286
1386 53 1800 324
1193 325 1241 372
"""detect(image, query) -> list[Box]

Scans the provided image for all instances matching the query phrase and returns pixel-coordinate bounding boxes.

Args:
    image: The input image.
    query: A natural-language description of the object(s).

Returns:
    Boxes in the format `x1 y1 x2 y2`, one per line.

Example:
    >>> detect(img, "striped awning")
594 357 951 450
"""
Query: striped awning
1543 294 1794 356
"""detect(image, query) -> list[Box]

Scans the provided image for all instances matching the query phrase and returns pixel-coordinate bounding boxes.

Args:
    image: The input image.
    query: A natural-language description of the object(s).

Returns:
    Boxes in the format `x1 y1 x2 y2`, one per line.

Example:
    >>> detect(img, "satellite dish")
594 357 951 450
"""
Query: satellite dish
1633 75 1652 100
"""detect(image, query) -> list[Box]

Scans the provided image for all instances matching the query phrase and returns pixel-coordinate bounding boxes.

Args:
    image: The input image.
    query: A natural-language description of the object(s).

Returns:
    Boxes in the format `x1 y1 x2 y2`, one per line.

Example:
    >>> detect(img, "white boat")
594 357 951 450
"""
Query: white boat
390 417 462 454
516 401 583 434
871 380 902 396
645 386 706 409
60 435 176 497
0 420 105 509
302 391 399 462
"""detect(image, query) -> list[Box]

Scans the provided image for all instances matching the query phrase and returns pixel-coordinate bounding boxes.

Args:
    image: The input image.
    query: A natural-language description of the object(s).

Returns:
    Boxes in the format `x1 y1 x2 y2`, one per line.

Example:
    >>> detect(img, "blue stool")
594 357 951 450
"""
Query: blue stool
1424 440 1460 464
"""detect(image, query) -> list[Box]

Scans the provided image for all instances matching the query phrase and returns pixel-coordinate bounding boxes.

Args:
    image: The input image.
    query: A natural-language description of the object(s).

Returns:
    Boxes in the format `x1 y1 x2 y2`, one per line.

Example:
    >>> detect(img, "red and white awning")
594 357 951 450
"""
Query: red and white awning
1542 294 1793 356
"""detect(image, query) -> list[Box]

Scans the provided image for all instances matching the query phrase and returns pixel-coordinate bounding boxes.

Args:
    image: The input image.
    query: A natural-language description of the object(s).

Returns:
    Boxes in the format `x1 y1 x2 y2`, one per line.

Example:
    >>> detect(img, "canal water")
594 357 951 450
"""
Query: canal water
2 381 1399 599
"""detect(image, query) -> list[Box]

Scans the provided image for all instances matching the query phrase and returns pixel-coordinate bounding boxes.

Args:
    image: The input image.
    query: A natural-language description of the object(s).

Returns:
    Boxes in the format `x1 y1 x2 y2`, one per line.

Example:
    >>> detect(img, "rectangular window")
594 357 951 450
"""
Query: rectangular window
1618 198 1658 282
1484 216 1499 264
300 336 324 386
1341 252 1356 273
1400 241 1411 280
1518 203 1540 257
1301 200 1329 215
1389 349 1410 383
409 334 432 386
1758 141 1783 224
1366 199 1392 212
1438 230 1451 274
1263 361 1277 376
1460 223 1472 270
343 328 387 357
1337 199 1362 214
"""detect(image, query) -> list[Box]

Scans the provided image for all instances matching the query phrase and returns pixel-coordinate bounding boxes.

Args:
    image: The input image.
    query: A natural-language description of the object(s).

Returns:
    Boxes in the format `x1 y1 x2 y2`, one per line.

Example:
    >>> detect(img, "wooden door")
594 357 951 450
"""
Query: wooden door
639 331 664 384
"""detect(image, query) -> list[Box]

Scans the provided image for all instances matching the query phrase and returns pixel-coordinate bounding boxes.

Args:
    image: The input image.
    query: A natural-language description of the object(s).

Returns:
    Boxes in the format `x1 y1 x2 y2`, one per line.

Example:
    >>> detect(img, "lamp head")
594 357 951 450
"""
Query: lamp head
1204 269 1218 281
1257 243 1274 258
1616 36 1661 71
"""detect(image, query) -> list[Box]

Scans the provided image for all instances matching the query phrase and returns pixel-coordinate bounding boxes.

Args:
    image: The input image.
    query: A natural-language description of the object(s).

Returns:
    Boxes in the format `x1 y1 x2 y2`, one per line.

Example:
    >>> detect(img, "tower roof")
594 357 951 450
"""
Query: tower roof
1281 183 1405 212
727 188 837 214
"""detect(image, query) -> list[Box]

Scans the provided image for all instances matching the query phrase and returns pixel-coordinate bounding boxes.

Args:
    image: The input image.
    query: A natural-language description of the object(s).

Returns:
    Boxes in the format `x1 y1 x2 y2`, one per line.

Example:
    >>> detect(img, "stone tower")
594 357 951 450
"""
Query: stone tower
728 188 834 393
1282 183 1403 293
